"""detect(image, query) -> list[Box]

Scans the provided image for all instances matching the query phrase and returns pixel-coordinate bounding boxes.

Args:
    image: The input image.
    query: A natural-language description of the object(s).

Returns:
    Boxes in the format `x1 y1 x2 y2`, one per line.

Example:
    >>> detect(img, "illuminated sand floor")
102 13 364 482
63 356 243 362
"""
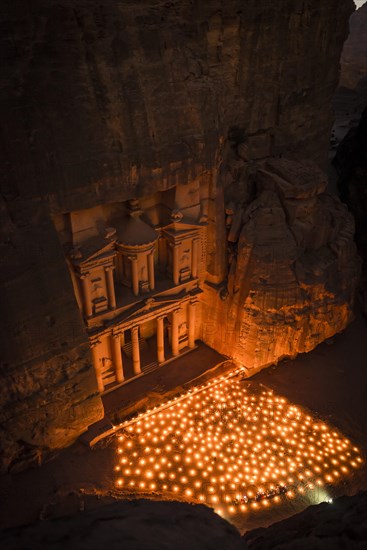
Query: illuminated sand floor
115 369 363 519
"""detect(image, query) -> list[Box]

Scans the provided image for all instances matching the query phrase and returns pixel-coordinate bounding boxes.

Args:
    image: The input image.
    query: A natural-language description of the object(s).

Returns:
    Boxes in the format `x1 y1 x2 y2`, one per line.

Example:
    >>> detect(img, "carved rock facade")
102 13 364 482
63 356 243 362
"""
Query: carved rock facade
60 197 205 393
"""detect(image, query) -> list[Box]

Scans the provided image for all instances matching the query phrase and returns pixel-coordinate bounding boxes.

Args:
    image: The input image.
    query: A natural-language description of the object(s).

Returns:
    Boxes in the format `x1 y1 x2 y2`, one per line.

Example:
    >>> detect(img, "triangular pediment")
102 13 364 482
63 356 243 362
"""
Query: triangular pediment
71 236 116 266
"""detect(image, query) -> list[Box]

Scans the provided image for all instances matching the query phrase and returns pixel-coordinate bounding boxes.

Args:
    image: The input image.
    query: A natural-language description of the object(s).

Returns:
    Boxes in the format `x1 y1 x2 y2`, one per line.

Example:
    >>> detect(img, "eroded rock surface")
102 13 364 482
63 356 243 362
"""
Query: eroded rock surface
201 159 360 374
340 2 367 92
244 491 367 549
0 499 244 550
334 108 367 314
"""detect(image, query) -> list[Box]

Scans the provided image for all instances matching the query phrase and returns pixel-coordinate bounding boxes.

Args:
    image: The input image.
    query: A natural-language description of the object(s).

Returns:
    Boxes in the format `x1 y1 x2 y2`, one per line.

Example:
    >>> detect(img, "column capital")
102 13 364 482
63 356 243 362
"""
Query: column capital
104 265 115 272
112 333 120 341
131 325 139 334
80 272 90 280
157 314 166 322
173 307 182 315
128 255 138 262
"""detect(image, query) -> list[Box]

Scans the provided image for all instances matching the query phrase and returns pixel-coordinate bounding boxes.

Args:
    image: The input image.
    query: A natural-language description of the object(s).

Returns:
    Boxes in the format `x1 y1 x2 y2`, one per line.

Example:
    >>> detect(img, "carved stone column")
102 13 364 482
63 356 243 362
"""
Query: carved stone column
188 301 197 349
148 252 155 291
130 256 139 296
131 326 141 375
91 342 104 393
156 316 165 364
80 273 93 318
112 333 124 383
191 238 200 278
105 266 116 309
173 244 179 285
171 309 180 357
158 235 167 273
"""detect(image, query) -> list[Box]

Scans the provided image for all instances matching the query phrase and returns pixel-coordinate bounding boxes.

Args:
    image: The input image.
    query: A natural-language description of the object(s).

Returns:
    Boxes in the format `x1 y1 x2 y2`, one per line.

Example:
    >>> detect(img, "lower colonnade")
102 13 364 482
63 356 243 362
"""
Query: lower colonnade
90 299 199 393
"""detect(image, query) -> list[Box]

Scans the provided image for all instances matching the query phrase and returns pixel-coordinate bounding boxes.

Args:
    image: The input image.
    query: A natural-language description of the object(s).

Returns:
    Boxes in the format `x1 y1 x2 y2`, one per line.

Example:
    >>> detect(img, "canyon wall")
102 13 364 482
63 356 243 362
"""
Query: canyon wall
0 0 355 471
200 158 360 374
334 108 367 314
2 492 367 549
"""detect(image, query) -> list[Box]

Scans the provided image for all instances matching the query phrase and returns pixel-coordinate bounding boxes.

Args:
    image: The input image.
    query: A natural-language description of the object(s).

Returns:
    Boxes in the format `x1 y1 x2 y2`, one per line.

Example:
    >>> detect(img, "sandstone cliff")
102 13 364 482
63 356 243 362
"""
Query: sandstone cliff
244 491 367 549
201 158 360 374
334 108 367 314
0 0 355 471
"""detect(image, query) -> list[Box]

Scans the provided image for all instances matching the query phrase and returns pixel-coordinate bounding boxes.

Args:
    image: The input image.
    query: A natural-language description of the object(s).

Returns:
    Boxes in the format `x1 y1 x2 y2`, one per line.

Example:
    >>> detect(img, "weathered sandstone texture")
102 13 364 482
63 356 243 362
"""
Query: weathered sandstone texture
0 0 354 470
340 2 367 92
0 499 244 550
2 492 367 549
334 108 367 314
244 491 367 549
0 196 104 473
201 158 360 374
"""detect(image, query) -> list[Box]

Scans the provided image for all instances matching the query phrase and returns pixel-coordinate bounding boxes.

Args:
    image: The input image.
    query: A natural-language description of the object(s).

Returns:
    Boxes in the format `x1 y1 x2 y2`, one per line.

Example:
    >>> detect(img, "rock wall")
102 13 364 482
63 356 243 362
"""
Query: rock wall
334 108 367 314
244 491 367 549
1 0 353 207
200 159 360 374
340 2 367 92
0 197 104 472
0 499 244 550
0 0 354 470
1 492 367 549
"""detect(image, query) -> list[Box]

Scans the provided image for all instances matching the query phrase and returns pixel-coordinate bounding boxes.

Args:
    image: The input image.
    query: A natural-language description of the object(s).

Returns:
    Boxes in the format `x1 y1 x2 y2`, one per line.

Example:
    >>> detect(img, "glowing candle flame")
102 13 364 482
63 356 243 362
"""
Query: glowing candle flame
114 369 363 517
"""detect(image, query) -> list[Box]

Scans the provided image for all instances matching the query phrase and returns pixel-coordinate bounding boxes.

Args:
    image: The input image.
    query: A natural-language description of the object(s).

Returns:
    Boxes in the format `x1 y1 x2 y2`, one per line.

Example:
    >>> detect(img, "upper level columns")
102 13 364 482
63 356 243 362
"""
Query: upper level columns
129 256 139 296
80 273 92 318
191 238 200 279
105 266 116 309
131 326 141 375
148 252 155 291
173 244 180 285
158 235 167 274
